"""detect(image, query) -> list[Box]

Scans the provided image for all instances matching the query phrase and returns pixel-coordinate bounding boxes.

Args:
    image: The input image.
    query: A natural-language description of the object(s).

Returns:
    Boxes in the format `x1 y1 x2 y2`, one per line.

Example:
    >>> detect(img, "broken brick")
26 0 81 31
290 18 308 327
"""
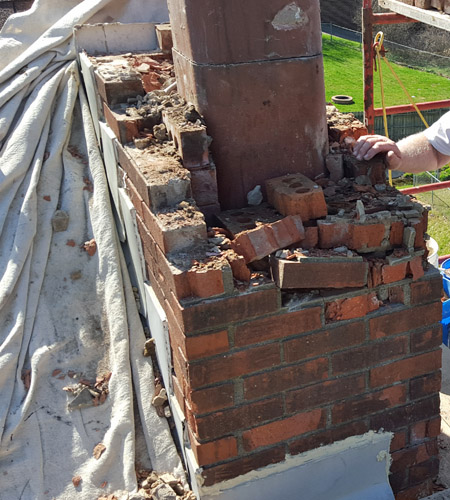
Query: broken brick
266 173 327 221
223 250 251 282
231 215 305 263
116 142 192 210
325 292 380 322
407 255 425 281
156 24 173 54
162 108 210 168
94 69 144 106
382 261 408 284
343 154 386 185
140 201 207 254
103 103 140 144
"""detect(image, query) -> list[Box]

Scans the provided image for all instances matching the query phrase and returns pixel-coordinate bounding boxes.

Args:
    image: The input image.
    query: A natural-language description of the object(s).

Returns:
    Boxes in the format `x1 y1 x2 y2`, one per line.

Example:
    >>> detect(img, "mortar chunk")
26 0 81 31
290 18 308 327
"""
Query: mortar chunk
52 210 69 232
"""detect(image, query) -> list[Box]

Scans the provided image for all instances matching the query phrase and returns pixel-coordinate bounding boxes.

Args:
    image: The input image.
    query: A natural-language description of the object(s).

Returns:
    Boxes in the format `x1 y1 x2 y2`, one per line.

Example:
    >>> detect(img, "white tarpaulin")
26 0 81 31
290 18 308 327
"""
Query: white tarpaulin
0 1 185 499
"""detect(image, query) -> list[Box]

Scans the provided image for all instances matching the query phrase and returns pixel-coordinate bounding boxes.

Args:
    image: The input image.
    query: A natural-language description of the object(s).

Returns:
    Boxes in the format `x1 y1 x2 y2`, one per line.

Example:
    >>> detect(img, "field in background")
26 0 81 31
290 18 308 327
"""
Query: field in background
323 34 450 114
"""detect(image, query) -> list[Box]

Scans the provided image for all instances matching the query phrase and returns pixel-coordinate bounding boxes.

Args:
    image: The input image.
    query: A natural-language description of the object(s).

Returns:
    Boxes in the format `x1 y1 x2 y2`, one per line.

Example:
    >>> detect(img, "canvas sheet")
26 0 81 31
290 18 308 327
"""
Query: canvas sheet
0 1 184 499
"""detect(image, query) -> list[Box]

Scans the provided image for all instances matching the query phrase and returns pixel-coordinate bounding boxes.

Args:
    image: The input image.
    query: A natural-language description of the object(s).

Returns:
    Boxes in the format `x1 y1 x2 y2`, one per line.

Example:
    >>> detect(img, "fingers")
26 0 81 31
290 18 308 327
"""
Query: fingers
353 135 402 167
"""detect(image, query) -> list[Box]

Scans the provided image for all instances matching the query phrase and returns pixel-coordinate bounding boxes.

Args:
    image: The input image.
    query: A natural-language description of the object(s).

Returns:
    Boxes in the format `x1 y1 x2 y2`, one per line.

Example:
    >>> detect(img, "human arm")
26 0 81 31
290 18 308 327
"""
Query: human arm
353 132 450 174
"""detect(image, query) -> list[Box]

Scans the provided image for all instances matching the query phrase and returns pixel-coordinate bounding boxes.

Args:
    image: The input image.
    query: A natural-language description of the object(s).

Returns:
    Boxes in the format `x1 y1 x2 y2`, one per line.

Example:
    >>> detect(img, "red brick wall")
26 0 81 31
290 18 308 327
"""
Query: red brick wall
92 45 443 499
165 271 442 497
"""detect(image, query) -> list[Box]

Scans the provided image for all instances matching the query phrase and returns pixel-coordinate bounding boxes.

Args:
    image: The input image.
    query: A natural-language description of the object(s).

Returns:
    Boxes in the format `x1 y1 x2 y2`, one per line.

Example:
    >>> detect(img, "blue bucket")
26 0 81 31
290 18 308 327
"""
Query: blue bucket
441 258 450 296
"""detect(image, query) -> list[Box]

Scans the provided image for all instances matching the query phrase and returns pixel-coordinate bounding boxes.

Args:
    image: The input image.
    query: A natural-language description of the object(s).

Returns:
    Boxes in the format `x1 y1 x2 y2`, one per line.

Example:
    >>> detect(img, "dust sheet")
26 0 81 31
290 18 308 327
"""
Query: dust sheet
0 1 184 499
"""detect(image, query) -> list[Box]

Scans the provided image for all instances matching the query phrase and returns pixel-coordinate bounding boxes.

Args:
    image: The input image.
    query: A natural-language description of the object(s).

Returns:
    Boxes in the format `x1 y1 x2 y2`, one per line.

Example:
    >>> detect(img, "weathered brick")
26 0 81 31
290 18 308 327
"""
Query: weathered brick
139 223 191 300
104 103 140 144
189 344 280 388
138 216 225 301
163 108 210 169
410 273 443 305
140 201 207 254
187 266 227 300
231 215 305 263
301 225 319 249
370 350 441 388
390 431 407 453
124 175 144 217
244 358 328 400
156 23 173 54
409 457 439 486
172 374 186 414
389 220 404 246
411 212 428 249
242 408 326 451
390 440 438 474
201 446 286 487
189 431 238 466
189 383 235 414
381 261 407 284
343 154 385 185
235 307 322 347
94 69 144 106
284 321 365 363
223 250 251 282
394 480 434 500
370 396 440 431
369 302 442 339
285 374 365 413
410 417 441 445
332 384 407 424
388 284 406 305
116 142 191 210
410 326 442 354
195 397 284 440
173 286 280 333
410 372 441 401
266 173 327 221
184 330 229 360
288 421 369 456
331 335 408 375
407 255 425 281
271 256 368 289
317 220 350 249
189 165 219 206
350 223 386 252
325 292 380 322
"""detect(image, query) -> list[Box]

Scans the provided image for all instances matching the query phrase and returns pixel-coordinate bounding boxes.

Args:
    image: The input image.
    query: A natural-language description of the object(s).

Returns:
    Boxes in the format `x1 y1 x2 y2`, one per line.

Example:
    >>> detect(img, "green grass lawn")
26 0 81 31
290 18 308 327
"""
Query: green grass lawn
323 34 450 114
409 190 450 256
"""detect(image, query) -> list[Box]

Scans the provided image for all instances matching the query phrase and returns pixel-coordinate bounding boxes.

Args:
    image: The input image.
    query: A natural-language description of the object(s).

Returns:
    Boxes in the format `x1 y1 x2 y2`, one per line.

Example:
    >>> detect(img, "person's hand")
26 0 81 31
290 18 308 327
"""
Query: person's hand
353 135 402 169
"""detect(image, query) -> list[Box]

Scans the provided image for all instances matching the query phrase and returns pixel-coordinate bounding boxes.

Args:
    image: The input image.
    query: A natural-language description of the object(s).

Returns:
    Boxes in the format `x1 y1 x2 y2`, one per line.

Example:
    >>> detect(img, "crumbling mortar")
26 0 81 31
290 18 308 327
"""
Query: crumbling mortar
233 379 244 405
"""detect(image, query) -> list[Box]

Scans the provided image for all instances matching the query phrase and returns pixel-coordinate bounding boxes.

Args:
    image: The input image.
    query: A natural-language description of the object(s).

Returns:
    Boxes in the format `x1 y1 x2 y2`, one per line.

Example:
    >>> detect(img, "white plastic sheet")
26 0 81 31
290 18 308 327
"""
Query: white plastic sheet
0 1 183 499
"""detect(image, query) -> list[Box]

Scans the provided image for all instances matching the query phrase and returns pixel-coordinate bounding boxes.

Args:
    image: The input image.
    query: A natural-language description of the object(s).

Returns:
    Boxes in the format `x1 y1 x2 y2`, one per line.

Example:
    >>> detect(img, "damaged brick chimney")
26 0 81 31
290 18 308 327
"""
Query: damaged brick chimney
84 2 443 498
167 0 329 209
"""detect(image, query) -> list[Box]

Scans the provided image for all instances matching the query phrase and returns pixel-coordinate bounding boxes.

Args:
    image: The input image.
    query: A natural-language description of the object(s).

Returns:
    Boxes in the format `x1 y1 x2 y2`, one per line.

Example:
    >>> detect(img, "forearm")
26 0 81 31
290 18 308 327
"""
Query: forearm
392 132 449 173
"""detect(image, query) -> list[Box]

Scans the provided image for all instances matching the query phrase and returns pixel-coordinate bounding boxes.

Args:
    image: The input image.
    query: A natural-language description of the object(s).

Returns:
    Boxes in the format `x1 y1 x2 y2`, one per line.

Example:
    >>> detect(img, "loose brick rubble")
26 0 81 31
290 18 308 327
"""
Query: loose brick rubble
89 44 443 499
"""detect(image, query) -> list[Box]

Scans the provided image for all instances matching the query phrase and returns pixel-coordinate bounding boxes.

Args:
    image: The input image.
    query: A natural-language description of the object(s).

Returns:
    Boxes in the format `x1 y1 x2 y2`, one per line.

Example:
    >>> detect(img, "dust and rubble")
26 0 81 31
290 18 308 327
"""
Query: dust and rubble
62 371 111 410
89 50 432 306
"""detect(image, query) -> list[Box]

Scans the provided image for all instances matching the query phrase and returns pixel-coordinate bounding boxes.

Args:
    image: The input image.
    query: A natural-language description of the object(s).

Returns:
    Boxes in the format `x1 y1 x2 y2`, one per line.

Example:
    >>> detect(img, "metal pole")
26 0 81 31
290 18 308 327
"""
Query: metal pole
400 180 450 195
374 100 450 117
363 0 375 133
